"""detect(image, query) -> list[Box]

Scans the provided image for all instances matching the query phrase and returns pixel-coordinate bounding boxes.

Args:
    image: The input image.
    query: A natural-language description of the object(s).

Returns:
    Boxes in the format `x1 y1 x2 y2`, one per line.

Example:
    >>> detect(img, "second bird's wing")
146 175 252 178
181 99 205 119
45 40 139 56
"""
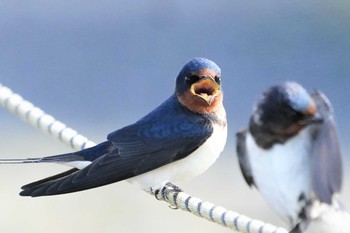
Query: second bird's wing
310 90 343 204
236 129 255 187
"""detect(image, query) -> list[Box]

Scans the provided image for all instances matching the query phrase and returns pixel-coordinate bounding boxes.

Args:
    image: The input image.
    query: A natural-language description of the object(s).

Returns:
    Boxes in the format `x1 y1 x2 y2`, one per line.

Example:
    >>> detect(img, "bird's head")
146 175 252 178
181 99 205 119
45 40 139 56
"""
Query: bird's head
175 58 223 114
252 81 322 137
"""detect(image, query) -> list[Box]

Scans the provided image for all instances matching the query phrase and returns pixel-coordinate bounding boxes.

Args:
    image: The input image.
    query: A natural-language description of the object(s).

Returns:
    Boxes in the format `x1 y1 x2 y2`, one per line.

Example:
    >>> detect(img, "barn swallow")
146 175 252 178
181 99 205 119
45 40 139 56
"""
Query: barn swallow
236 81 350 232
0 57 227 197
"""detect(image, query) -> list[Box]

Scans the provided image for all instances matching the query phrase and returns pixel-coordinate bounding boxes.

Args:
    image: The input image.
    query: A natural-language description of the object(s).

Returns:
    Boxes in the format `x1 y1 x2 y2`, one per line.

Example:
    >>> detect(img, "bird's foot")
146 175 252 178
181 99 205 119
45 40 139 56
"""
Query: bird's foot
164 182 183 192
154 182 183 201
154 182 183 209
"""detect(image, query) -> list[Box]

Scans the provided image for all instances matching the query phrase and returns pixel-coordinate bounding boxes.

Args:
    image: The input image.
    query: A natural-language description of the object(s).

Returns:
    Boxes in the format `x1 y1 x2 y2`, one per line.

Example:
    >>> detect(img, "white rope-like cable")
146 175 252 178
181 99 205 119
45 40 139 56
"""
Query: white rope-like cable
0 83 288 233
150 187 288 233
0 83 96 150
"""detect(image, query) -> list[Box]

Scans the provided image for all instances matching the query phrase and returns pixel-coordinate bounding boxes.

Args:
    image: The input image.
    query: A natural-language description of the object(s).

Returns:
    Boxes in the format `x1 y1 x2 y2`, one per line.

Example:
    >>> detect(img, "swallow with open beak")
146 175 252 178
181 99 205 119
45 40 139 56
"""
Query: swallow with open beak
1 57 227 197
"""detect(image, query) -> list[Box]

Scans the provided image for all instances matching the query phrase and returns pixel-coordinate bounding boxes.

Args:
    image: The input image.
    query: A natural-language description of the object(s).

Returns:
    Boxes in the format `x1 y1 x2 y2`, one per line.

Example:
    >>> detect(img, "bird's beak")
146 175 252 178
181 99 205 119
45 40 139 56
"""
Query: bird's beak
190 77 220 105
298 115 323 125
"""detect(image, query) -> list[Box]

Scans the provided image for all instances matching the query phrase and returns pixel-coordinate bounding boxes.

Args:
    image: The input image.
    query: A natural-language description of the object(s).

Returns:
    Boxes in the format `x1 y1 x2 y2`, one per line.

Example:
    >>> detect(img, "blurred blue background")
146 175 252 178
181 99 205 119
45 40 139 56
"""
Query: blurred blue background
0 1 349 233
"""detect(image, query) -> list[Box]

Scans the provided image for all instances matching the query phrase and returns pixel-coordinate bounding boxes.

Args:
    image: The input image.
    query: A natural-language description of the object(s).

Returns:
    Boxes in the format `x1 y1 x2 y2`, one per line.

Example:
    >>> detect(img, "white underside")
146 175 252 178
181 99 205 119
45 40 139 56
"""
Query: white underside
246 127 313 224
128 123 227 190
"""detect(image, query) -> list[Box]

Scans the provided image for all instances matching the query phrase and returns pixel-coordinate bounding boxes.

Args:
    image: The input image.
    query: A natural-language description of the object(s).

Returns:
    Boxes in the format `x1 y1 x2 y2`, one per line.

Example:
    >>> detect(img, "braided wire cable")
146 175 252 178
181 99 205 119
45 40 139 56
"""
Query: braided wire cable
0 83 288 233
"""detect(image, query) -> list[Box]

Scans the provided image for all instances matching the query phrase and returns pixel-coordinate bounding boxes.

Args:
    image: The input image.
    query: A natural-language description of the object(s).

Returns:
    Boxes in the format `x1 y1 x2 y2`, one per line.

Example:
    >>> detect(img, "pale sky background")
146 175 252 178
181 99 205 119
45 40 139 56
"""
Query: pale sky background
0 1 349 233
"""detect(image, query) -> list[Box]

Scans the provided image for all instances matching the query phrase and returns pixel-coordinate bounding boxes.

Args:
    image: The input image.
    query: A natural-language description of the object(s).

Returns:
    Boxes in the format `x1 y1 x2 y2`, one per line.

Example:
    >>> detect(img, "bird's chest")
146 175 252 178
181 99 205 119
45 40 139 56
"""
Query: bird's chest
128 122 227 190
246 128 313 224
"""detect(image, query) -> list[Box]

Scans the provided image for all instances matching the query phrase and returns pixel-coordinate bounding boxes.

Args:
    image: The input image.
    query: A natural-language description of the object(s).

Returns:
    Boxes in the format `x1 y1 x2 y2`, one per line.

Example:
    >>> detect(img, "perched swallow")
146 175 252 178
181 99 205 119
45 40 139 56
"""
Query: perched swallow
1 57 227 197
236 81 350 232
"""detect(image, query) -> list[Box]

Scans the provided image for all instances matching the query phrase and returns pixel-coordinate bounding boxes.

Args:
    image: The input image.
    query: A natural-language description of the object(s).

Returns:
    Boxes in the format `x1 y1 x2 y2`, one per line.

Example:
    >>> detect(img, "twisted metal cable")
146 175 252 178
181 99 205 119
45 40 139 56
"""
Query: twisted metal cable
0 83 288 233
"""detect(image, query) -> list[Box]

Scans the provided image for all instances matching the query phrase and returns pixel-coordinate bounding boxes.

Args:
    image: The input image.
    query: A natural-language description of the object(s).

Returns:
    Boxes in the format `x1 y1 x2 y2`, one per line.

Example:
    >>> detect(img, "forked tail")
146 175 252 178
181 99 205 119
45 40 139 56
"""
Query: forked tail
0 158 43 164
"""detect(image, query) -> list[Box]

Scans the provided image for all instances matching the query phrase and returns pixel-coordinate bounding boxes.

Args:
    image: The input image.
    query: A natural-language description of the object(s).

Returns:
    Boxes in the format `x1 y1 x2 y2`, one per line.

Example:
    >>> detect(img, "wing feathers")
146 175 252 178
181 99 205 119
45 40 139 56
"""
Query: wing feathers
19 97 215 197
236 129 255 187
310 90 343 203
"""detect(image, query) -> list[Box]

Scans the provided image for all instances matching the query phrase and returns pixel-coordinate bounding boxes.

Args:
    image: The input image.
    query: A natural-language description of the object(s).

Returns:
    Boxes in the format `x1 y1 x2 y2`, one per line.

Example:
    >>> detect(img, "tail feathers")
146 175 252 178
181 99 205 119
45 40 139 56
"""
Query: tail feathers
21 168 79 191
0 152 85 165
0 141 113 165
0 158 43 164
40 153 84 163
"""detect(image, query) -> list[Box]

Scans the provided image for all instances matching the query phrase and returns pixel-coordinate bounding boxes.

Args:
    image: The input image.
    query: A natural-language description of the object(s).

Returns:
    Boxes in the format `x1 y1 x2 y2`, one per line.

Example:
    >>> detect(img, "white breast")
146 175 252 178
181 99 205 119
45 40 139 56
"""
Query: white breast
128 122 227 190
246 127 313 224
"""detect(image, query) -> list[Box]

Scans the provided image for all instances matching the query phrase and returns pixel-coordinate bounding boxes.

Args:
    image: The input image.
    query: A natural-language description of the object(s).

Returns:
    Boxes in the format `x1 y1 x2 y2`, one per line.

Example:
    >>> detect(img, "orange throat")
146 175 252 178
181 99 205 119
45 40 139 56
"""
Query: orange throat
178 91 223 114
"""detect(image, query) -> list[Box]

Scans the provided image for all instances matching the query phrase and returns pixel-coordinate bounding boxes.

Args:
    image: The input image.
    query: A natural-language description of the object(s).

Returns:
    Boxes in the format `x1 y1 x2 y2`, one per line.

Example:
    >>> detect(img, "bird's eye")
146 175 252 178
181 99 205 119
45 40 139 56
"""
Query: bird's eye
214 76 221 85
185 75 200 85
287 108 303 121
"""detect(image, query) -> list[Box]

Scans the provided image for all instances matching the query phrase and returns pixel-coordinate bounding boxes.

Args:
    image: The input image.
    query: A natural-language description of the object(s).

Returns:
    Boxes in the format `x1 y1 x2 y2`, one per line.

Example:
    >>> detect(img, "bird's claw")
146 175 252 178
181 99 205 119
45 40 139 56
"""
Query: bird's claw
164 182 183 192
154 182 183 201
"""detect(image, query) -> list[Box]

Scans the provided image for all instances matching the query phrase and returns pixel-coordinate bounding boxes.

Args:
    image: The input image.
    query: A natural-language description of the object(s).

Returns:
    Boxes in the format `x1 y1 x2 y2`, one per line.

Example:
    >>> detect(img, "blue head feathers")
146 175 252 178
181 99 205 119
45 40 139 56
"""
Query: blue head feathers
179 57 221 76
175 58 221 94
283 81 314 113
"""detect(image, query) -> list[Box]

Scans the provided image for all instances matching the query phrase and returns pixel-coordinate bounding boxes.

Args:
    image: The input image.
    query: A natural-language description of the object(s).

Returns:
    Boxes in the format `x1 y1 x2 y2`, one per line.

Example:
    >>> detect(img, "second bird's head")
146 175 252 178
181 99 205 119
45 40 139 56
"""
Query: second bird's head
175 57 223 114
251 81 322 139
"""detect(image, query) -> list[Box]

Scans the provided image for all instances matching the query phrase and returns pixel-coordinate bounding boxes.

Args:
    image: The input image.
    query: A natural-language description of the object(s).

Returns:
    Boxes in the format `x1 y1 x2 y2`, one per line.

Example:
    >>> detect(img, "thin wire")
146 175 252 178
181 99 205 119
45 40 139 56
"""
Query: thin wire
0 83 288 233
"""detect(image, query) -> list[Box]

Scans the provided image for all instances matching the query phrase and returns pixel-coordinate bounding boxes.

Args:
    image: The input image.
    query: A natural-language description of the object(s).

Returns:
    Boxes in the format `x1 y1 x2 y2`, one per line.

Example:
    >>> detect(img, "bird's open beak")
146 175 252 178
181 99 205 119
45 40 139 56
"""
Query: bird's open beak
190 77 220 105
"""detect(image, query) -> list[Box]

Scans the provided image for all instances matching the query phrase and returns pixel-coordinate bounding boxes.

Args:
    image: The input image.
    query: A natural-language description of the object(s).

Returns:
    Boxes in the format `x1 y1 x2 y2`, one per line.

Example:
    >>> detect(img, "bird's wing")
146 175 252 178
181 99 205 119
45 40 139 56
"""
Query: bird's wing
21 168 79 190
310 90 343 204
20 103 213 197
236 129 255 187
